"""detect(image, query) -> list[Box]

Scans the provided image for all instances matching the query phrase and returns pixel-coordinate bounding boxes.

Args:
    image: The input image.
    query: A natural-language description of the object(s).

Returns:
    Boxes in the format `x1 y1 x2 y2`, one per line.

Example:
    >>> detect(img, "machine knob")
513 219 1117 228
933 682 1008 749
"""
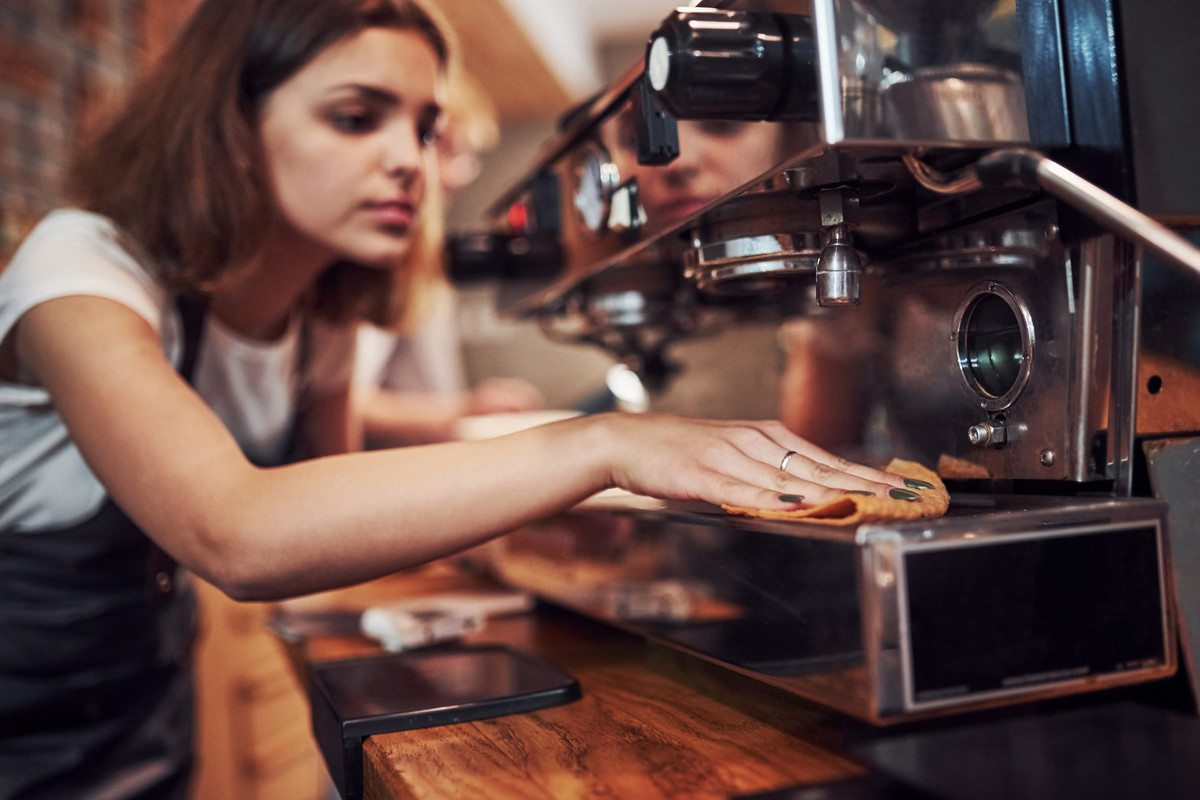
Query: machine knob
967 420 1008 448
645 8 819 121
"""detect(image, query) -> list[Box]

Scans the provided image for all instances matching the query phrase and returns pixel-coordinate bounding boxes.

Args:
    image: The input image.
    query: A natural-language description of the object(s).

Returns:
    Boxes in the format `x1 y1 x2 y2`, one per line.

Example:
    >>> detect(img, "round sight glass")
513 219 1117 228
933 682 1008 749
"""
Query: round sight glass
957 288 1031 408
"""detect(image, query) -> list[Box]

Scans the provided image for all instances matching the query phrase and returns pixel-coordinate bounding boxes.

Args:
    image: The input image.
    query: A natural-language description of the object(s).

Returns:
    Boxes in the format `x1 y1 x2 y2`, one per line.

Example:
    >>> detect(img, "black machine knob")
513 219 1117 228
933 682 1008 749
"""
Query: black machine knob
645 8 819 122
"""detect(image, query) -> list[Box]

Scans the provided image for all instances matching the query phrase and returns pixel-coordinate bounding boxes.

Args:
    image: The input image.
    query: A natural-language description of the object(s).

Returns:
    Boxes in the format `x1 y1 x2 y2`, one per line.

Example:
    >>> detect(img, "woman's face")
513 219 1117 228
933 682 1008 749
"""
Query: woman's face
257 27 443 270
610 116 782 224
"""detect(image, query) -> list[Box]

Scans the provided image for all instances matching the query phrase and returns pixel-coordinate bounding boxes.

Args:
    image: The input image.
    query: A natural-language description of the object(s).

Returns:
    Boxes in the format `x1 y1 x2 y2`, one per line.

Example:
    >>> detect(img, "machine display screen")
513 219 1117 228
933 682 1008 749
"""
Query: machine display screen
902 524 1167 705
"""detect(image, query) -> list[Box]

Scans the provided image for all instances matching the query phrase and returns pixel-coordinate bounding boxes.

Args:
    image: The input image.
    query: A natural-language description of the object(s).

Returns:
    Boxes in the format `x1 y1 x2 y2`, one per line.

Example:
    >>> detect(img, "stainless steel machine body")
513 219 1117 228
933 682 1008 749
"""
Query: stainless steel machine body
492 495 1174 723
474 0 1200 723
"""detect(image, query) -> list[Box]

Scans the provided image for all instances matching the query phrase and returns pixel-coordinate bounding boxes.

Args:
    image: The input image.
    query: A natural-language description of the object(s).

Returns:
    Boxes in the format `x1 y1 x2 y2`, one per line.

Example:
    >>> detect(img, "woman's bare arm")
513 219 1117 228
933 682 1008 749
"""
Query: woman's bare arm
16 295 906 601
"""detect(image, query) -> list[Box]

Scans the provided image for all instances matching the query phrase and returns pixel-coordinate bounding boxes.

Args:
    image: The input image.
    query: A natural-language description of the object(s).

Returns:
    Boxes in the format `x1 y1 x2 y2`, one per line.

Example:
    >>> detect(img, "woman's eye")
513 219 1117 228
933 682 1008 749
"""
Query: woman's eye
329 110 377 133
613 114 637 152
697 120 747 138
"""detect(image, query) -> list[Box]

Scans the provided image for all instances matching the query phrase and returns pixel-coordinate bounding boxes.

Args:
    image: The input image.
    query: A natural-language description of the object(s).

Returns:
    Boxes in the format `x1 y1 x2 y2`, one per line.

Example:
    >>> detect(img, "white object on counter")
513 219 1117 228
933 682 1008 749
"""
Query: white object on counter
360 589 535 652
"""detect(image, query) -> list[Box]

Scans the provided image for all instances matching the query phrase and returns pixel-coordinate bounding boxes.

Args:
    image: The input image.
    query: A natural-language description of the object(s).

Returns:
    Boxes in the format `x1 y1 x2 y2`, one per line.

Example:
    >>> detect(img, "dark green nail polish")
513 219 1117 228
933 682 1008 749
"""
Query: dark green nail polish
904 478 934 490
844 490 875 497
779 494 805 503
890 488 920 501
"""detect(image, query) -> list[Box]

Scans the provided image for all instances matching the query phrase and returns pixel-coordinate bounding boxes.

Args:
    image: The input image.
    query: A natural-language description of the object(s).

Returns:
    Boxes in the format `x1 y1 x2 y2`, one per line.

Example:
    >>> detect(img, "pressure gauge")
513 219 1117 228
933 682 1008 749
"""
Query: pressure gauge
570 140 620 233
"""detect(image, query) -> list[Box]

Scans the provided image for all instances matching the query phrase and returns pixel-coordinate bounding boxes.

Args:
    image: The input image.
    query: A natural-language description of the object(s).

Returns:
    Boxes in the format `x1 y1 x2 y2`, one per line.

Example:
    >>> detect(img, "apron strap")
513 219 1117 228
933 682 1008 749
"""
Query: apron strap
144 295 210 605
176 294 207 383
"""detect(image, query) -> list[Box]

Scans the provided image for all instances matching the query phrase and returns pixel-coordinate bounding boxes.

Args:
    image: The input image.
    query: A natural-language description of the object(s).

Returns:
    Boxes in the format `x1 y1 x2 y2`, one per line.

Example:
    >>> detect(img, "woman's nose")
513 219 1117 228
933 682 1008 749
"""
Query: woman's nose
660 153 699 186
383 128 424 182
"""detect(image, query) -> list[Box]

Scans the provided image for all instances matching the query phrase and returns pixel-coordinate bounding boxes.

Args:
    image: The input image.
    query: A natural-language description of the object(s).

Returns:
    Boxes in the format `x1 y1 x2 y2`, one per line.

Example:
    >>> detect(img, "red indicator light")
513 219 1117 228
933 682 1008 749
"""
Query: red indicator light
507 203 529 234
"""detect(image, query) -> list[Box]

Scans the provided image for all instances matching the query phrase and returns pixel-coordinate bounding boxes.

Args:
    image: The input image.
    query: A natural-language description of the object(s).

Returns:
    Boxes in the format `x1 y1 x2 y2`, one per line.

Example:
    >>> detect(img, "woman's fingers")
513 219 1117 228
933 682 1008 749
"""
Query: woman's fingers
605 414 914 510
695 471 815 511
713 445 894 505
781 450 901 496
767 426 890 480
713 420 904 496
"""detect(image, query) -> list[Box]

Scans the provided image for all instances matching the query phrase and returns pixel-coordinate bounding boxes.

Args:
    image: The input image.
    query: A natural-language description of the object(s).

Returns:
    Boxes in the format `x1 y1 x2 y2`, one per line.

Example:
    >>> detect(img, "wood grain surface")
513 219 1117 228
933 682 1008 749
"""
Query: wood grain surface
280 566 865 800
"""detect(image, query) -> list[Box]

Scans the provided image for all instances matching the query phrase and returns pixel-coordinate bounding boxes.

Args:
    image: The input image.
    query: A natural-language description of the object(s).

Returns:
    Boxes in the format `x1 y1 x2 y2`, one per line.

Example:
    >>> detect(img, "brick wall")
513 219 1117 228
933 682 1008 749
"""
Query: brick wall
0 0 197 261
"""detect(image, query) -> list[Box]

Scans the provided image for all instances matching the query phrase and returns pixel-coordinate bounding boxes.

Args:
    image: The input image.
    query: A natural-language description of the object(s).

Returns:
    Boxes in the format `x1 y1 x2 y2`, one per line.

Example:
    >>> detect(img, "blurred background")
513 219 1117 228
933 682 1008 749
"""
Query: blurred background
0 0 673 242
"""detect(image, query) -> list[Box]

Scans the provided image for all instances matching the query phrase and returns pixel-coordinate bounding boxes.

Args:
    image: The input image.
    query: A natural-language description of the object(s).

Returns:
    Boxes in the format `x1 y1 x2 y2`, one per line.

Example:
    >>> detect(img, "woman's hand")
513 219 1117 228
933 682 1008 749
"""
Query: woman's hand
595 414 907 511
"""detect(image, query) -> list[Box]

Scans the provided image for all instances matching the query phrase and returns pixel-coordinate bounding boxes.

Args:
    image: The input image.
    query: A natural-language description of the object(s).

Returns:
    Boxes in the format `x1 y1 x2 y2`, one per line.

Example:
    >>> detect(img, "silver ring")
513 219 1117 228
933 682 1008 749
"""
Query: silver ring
779 450 797 471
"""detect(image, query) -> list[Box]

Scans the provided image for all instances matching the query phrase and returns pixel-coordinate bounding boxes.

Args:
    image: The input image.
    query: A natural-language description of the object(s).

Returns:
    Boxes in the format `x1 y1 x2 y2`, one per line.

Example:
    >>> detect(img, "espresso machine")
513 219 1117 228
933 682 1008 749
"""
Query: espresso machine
466 0 1200 725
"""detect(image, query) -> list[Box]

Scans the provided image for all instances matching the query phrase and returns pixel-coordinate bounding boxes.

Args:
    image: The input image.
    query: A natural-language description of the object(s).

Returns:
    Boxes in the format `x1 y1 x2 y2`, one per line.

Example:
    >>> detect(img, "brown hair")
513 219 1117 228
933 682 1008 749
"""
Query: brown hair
70 0 451 326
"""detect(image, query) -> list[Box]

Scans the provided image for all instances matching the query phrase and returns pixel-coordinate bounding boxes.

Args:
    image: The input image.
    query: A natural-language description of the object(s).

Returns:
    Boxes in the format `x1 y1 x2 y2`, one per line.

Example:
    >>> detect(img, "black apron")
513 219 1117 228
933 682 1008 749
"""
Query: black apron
0 298 227 800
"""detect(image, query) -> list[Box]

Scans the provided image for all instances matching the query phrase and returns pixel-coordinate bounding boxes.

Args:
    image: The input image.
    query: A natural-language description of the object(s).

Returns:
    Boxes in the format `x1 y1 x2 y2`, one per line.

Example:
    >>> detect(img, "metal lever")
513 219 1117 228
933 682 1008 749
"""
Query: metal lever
632 76 679 166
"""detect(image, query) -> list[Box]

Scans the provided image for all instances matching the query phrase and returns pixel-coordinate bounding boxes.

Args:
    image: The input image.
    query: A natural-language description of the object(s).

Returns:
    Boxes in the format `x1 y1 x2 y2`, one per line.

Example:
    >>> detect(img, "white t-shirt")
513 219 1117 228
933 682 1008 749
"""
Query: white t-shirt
0 209 356 533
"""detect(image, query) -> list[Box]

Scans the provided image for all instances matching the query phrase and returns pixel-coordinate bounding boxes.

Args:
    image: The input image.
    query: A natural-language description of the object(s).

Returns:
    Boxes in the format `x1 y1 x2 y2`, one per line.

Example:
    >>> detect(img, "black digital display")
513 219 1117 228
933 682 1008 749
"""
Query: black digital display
903 524 1166 704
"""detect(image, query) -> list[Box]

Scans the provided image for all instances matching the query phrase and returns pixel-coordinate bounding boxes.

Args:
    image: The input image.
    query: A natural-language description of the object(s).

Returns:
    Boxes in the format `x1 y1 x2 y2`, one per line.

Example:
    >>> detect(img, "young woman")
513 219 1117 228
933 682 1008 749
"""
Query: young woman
354 71 546 448
0 0 910 796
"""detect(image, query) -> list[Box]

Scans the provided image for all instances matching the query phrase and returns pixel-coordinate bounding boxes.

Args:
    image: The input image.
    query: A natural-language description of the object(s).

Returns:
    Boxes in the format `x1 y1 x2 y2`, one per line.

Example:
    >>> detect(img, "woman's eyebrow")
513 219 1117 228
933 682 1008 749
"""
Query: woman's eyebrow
327 84 399 105
326 85 441 120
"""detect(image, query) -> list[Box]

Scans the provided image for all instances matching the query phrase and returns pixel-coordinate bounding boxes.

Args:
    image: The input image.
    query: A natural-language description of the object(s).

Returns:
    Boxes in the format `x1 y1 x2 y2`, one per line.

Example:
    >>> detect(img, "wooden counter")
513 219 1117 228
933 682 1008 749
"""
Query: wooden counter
277 565 866 800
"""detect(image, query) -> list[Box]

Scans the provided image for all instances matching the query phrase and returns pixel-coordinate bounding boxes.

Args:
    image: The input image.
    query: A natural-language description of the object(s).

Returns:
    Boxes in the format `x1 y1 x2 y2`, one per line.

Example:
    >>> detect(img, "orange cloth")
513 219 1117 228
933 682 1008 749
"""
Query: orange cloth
722 458 949 526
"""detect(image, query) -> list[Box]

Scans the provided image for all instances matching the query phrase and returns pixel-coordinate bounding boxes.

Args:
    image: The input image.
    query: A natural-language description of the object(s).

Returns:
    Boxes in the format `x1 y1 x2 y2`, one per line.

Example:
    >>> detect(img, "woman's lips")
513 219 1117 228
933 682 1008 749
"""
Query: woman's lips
366 201 415 227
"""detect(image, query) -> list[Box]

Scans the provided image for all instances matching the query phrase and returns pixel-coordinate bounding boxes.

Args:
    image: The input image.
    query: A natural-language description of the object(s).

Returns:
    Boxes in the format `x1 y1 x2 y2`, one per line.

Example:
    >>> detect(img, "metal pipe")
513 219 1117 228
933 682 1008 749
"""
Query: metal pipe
906 147 1200 281
1032 156 1200 280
